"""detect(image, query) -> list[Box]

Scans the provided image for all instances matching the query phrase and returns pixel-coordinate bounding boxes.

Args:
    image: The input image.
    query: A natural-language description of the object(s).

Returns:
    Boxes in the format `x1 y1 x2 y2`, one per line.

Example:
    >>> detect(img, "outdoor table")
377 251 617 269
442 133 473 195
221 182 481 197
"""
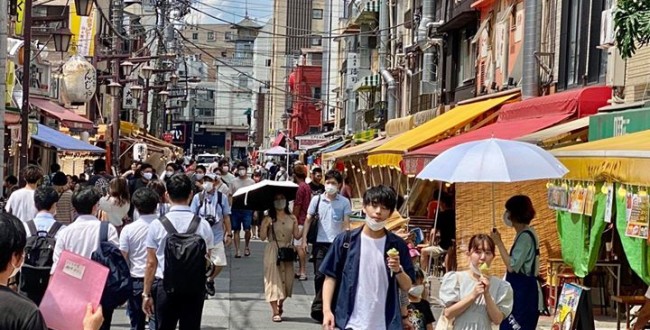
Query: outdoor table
612 295 646 330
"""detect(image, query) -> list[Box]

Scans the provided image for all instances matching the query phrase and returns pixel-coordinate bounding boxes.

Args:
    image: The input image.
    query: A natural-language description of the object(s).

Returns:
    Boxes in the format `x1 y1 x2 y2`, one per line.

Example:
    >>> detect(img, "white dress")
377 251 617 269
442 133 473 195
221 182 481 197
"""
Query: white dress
439 271 514 330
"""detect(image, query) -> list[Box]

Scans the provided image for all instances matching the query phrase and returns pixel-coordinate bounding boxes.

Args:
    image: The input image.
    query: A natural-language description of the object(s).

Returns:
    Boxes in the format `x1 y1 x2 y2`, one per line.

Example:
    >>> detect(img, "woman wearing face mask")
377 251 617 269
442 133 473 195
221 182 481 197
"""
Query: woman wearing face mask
439 234 513 329
491 195 541 330
260 193 301 323
163 163 178 186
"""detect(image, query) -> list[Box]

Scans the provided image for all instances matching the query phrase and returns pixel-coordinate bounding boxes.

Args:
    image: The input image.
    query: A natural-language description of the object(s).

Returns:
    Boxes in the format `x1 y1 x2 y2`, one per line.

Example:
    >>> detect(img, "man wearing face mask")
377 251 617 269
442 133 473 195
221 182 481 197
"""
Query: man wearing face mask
191 165 207 195
218 159 235 186
319 185 415 330
190 173 232 296
51 187 119 330
229 162 256 258
301 170 352 321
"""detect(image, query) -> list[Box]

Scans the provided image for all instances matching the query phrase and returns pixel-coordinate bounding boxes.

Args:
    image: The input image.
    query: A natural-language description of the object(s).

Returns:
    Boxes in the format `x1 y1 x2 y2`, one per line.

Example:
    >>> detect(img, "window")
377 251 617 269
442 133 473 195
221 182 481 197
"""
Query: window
221 51 228 57
559 0 608 89
311 35 322 46
312 9 323 19
239 75 248 88
265 59 272 67
207 90 215 99
457 28 476 86
225 32 233 41
192 32 198 40
207 32 215 41
313 87 322 99
199 108 214 117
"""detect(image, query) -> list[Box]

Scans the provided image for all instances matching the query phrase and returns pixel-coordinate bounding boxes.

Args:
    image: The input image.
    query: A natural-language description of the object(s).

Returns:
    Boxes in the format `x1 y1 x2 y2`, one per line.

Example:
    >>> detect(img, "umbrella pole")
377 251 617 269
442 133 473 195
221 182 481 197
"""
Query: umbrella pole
491 182 496 228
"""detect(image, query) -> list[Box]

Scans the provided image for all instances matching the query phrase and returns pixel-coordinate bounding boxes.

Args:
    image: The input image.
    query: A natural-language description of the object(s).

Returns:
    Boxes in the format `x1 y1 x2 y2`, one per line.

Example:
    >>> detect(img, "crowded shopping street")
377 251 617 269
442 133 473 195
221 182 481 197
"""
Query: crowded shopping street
1 0 650 329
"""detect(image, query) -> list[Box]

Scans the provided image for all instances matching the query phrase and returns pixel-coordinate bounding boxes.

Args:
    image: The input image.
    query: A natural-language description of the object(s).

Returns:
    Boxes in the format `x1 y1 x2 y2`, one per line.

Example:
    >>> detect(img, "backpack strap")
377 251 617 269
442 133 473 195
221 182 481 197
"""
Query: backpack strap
48 222 63 237
27 220 38 237
159 215 178 234
99 221 109 243
186 215 202 234
519 229 540 256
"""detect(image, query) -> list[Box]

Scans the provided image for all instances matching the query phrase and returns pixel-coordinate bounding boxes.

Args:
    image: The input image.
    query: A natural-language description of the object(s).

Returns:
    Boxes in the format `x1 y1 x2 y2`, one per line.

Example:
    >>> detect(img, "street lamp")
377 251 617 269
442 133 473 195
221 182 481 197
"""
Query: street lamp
52 28 73 52
120 61 134 76
158 90 170 103
141 66 154 80
74 0 94 16
170 73 179 85
107 81 122 97
130 85 143 99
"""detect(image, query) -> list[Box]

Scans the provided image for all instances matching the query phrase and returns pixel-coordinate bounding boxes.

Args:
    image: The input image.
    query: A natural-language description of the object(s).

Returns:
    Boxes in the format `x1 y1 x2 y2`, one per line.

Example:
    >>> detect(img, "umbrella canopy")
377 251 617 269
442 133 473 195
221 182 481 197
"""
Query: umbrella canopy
232 180 299 211
262 146 293 156
417 138 568 182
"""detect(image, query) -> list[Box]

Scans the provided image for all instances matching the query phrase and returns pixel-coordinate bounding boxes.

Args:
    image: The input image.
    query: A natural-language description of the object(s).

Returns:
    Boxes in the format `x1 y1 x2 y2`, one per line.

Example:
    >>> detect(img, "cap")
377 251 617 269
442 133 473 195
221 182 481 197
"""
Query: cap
204 173 217 181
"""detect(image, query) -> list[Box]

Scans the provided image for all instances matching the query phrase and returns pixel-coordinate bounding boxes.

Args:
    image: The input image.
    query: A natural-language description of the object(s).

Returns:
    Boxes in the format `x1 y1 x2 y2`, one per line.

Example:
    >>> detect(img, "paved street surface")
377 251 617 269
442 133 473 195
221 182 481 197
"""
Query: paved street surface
112 238 619 329
112 239 320 330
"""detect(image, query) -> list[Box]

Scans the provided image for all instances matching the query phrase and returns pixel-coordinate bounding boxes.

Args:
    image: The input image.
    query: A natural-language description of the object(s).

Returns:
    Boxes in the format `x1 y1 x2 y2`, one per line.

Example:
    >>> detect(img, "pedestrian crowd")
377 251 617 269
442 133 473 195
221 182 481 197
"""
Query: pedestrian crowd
0 155 547 330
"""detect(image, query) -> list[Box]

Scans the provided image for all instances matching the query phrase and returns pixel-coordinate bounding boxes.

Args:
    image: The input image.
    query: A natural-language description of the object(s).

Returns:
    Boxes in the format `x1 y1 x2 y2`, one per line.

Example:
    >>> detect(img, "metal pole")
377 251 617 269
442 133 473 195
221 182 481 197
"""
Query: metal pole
19 0 32 174
0 0 7 188
111 0 124 170
189 89 196 155
141 78 149 134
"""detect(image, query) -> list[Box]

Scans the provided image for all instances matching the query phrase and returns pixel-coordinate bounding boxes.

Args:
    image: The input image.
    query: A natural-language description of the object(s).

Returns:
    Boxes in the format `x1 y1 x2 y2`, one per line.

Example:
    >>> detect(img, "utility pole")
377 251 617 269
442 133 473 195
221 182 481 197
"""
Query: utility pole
150 0 169 137
111 0 124 169
0 0 7 188
19 0 33 173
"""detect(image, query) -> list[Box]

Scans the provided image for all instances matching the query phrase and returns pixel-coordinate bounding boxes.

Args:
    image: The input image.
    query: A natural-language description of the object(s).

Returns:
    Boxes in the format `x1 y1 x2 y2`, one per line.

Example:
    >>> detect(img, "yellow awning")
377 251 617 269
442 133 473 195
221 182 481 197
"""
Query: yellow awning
367 94 519 168
552 129 650 185
385 115 414 137
322 135 399 161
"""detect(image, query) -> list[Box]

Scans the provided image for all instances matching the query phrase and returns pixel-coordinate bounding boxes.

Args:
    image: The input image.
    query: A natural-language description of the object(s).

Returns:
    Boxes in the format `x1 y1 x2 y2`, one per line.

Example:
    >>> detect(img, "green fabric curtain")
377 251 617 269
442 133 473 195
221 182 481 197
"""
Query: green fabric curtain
556 186 607 277
615 191 650 284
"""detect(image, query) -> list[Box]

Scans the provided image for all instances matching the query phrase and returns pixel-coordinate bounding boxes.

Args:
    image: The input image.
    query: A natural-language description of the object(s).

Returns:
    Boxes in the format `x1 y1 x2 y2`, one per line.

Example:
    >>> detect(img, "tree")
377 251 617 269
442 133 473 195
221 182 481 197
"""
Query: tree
613 0 650 59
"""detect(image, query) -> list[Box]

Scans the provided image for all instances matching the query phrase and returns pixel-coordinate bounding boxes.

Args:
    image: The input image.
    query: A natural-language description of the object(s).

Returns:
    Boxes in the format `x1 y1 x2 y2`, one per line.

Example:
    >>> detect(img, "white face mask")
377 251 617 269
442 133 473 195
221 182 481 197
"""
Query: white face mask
365 215 386 231
274 199 287 210
503 210 513 227
238 169 247 176
222 166 229 172
203 182 214 192
195 173 205 180
166 170 174 177
409 284 425 298
325 184 338 195
10 257 23 278
143 172 153 180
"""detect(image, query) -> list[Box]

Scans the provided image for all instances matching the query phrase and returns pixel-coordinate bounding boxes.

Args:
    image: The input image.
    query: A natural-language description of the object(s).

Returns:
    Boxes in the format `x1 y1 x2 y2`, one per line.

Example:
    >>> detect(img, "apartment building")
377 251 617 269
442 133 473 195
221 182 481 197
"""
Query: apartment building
180 23 236 81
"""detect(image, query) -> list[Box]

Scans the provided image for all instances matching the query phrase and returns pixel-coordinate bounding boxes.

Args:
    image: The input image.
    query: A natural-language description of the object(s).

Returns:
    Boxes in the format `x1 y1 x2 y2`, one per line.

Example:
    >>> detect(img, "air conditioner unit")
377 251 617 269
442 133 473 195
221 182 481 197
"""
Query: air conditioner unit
419 81 438 95
599 9 615 48
606 47 625 87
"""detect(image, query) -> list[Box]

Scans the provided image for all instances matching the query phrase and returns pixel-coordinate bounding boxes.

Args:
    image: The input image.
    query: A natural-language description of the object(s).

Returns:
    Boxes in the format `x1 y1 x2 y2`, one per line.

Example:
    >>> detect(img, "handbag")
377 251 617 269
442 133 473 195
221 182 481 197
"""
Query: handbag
306 195 321 244
434 272 460 330
271 220 296 265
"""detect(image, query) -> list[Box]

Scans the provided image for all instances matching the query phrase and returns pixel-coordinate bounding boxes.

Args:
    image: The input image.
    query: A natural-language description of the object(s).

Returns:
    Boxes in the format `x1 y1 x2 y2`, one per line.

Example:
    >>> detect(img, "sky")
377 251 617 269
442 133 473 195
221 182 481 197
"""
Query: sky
194 0 274 25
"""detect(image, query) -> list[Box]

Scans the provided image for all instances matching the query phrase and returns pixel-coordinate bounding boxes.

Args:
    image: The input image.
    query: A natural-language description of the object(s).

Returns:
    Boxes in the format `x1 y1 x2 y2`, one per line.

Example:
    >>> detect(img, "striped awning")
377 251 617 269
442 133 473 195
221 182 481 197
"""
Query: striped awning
354 73 380 92
353 128 377 142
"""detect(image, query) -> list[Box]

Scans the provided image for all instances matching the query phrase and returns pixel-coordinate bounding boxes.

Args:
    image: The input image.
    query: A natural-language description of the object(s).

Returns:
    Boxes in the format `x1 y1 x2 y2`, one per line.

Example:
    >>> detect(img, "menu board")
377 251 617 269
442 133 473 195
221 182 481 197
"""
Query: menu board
568 187 586 214
583 187 595 217
551 283 595 330
625 193 650 239
548 186 569 210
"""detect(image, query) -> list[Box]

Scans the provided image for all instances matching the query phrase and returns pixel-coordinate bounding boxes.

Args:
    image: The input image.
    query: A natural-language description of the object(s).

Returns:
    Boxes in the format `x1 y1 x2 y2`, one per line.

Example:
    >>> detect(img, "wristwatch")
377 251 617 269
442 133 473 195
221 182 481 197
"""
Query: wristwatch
394 266 403 275
226 234 233 238
142 293 151 299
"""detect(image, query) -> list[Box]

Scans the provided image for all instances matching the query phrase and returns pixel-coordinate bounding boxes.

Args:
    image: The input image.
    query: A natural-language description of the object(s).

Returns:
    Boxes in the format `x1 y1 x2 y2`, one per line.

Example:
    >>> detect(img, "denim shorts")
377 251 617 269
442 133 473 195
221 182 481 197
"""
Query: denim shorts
231 209 253 231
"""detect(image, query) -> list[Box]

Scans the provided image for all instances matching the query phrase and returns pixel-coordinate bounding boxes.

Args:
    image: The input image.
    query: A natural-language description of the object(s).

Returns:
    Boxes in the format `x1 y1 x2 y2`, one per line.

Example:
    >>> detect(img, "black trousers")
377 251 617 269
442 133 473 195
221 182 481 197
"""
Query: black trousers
154 280 206 330
99 307 114 330
128 278 156 330
312 242 332 295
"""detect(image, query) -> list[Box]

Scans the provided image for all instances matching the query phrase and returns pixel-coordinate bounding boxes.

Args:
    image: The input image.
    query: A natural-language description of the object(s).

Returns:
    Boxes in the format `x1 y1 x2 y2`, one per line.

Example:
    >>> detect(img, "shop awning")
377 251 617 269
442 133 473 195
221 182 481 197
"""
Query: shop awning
385 115 414 137
402 86 611 174
120 121 182 151
552 129 650 185
32 124 104 153
323 136 396 161
352 128 377 142
366 93 518 168
517 117 590 145
317 140 348 154
5 111 19 125
272 132 286 147
30 98 94 131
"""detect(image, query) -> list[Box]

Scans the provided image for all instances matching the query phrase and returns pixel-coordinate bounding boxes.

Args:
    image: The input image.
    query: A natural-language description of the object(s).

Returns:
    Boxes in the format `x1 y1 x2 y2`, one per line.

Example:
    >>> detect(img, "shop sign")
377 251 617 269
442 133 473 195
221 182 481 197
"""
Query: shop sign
170 124 186 143
588 107 650 141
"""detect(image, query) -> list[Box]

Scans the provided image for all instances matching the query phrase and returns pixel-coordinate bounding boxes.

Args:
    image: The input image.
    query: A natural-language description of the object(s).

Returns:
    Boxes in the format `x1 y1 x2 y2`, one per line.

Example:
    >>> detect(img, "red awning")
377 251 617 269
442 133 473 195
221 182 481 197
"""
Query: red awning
30 98 94 130
402 86 612 175
272 132 286 147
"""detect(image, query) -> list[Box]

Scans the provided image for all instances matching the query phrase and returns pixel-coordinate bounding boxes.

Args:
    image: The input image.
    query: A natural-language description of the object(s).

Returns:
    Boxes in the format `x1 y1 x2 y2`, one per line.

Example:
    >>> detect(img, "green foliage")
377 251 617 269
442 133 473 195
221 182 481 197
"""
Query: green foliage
613 0 650 59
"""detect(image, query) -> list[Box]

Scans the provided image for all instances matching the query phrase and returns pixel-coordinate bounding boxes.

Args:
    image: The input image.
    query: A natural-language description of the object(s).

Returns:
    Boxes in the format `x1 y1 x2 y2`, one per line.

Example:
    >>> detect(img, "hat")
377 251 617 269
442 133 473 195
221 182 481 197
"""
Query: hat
51 172 67 186
204 173 217 181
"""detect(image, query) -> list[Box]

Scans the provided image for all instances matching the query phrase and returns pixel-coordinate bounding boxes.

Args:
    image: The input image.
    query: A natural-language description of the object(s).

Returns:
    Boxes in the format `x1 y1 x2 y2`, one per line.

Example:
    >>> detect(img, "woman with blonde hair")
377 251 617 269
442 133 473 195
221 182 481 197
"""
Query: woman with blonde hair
98 177 131 229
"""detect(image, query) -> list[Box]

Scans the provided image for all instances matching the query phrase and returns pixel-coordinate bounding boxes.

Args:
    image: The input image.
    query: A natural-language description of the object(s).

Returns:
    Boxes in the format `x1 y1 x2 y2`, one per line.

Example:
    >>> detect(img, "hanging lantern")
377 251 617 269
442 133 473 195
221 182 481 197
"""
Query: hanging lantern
61 55 96 105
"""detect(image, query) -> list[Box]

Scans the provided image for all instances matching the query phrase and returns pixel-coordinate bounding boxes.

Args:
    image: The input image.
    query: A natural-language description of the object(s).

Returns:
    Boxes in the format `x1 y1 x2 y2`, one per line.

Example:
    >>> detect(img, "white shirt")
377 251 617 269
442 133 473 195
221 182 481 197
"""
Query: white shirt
5 188 37 223
24 212 66 240
120 214 157 278
145 205 215 279
133 203 170 222
51 215 119 274
345 232 388 330
98 196 130 226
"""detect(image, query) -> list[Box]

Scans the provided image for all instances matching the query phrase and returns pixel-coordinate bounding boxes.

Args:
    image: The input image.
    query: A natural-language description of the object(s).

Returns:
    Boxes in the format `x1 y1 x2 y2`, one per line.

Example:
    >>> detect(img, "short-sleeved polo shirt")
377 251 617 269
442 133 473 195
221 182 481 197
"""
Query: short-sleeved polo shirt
307 193 352 243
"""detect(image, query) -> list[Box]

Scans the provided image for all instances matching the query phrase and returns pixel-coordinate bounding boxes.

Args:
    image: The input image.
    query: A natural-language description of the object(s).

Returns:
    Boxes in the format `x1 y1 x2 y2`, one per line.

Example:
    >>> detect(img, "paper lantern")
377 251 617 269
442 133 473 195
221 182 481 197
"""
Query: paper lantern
61 55 96 105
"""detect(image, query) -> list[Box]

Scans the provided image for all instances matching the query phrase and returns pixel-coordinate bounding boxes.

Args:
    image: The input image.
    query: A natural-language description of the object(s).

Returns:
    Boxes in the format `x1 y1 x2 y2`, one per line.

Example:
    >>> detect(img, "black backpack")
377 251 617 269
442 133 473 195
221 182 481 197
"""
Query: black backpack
19 220 63 305
91 222 132 310
160 215 207 294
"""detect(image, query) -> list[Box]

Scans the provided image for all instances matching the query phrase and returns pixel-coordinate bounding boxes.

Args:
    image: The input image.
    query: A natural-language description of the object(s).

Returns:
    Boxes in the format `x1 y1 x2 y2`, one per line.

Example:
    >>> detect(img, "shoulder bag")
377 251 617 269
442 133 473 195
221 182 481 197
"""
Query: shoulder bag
271 219 296 265
306 195 321 244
